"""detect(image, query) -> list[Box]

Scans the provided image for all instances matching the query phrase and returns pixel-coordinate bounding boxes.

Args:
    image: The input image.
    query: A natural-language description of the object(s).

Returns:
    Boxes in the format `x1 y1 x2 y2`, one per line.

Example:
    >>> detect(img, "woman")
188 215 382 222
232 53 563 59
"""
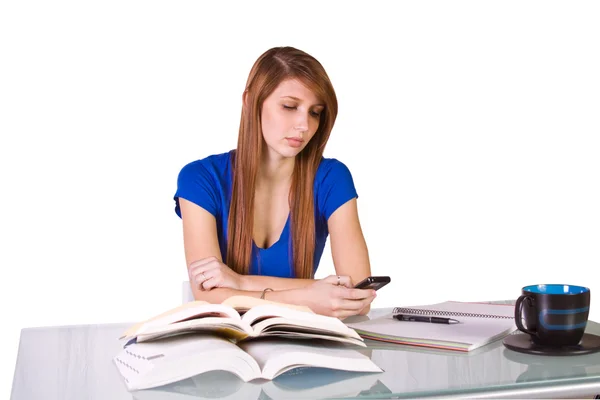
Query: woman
174 46 376 318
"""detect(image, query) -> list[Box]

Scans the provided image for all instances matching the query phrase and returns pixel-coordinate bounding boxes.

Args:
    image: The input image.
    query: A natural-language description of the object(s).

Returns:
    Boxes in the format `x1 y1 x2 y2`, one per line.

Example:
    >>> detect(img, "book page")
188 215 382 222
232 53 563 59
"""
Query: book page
133 317 254 342
223 295 312 314
121 303 242 339
122 296 312 340
114 335 261 390
241 303 324 326
239 339 382 380
252 316 362 340
257 330 366 347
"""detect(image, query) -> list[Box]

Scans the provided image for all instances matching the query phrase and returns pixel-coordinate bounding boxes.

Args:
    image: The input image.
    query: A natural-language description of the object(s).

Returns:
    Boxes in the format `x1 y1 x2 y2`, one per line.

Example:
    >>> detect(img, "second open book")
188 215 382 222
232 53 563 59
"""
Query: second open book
115 335 382 391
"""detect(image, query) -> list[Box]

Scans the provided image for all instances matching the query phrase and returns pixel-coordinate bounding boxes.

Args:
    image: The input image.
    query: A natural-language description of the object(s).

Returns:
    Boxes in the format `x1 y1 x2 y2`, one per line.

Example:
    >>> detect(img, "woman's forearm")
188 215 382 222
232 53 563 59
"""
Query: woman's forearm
240 275 316 292
191 285 306 306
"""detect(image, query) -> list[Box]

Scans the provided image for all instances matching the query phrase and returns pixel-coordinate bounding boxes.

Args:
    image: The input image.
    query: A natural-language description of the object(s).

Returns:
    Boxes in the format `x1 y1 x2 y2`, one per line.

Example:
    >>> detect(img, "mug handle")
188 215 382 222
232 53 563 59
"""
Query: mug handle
515 294 537 336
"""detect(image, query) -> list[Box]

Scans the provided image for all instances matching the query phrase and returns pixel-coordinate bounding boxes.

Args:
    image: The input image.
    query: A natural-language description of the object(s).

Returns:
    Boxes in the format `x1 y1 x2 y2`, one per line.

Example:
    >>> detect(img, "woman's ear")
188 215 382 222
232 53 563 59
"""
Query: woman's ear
242 90 248 108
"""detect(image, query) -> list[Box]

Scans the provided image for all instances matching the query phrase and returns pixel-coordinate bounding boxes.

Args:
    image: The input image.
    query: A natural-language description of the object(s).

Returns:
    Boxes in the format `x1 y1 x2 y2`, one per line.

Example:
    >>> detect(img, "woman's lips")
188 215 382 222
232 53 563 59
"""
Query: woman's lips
285 137 304 148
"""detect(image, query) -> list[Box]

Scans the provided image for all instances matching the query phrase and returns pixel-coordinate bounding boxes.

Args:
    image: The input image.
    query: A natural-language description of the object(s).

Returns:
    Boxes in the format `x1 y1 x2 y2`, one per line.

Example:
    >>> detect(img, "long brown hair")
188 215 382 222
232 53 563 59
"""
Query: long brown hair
226 46 338 279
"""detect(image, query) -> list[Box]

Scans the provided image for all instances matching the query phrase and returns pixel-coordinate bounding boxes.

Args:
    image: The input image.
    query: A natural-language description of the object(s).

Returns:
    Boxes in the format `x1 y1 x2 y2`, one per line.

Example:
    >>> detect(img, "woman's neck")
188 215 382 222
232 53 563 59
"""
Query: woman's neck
256 151 295 189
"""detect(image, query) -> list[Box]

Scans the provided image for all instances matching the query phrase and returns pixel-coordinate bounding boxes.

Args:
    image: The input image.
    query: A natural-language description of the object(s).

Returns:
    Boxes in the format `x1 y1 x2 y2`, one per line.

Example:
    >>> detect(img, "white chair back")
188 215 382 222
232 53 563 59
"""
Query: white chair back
182 280 194 304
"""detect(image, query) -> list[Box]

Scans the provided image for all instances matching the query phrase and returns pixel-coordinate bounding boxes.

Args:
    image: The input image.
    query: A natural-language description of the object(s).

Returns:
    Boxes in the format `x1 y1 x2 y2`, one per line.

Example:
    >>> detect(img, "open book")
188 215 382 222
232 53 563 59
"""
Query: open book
120 295 364 347
346 301 517 352
114 335 382 391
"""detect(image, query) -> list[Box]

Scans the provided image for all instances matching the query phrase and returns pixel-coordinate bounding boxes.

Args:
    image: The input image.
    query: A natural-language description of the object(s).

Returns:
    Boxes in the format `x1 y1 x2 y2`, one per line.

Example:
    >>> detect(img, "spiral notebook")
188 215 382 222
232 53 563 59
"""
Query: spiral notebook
346 301 517 352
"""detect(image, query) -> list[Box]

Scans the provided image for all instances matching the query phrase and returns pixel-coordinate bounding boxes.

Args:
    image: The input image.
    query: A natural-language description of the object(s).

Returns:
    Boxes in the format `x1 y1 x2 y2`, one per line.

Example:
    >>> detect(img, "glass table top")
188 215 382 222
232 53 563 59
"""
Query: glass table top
10 308 600 399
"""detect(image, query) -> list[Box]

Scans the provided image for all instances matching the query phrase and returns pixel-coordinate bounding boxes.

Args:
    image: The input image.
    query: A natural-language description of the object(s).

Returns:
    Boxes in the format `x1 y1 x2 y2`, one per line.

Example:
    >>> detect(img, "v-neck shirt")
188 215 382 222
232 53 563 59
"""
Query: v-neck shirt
174 150 358 278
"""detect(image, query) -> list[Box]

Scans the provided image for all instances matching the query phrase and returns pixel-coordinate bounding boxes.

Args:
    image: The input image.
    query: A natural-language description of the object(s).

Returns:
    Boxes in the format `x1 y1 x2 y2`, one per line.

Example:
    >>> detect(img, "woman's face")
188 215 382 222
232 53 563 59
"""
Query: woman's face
260 78 324 160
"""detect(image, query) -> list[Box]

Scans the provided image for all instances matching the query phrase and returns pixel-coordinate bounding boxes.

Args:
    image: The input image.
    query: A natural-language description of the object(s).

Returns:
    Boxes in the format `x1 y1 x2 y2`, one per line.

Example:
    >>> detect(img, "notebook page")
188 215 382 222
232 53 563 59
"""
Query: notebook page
394 301 514 319
347 302 516 351
350 314 514 347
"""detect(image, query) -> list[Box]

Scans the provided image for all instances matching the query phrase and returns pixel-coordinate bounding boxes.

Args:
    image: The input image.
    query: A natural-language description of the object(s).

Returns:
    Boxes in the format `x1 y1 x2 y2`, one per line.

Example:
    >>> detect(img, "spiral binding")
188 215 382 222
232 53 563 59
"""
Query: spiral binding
392 307 513 319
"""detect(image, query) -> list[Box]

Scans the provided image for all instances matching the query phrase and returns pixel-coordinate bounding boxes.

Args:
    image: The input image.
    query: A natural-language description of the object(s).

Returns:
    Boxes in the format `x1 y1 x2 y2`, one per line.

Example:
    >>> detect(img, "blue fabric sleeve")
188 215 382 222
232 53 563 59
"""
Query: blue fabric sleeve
174 161 219 218
319 160 359 220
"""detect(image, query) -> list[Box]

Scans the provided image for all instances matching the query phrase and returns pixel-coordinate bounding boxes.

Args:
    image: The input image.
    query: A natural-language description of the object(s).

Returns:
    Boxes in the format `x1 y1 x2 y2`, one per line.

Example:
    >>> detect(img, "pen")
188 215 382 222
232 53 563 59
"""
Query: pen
393 314 460 324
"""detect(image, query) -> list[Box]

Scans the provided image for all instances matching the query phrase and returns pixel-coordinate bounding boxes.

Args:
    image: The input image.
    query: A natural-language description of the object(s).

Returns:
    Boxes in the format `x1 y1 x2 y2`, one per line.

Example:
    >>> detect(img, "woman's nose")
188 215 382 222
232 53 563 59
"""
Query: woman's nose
294 112 309 131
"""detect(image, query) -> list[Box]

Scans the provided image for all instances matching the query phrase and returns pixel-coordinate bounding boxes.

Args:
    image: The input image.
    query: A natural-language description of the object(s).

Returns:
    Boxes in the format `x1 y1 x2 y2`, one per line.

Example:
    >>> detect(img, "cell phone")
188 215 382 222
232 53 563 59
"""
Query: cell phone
354 276 391 290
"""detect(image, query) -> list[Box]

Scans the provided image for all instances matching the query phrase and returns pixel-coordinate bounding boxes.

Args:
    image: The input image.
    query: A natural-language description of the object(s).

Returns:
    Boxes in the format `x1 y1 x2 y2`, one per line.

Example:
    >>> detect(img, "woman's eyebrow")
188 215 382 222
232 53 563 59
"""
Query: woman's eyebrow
280 95 324 107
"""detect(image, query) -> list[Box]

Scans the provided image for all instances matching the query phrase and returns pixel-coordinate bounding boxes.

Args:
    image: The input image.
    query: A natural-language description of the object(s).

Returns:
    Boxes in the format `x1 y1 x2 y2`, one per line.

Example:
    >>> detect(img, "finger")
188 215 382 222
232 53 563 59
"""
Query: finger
200 269 219 290
190 261 221 278
190 265 217 278
323 275 353 287
192 269 212 288
335 310 362 320
189 256 218 270
192 274 206 290
341 288 377 300
201 275 219 291
337 298 372 312
337 275 353 288
192 276 205 291
331 300 370 319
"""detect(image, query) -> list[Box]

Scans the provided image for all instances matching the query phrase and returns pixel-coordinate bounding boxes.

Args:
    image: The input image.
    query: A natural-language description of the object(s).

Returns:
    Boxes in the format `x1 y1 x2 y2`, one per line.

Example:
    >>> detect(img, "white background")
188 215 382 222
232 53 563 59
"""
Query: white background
1 0 599 397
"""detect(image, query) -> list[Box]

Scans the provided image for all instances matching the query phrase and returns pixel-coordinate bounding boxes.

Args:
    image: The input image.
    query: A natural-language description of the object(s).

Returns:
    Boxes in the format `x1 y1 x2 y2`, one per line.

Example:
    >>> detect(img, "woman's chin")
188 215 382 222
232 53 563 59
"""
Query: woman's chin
264 142 305 160
275 146 303 159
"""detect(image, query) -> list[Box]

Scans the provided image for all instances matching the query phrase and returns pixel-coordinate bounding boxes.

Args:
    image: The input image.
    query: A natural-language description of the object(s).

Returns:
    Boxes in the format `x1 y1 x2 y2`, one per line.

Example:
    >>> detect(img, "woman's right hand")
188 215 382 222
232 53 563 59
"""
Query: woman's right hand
300 275 376 319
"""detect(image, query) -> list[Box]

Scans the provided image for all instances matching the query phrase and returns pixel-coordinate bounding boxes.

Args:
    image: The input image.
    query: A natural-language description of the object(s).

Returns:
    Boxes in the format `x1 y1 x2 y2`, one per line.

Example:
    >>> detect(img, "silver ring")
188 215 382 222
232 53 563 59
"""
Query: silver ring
201 272 207 280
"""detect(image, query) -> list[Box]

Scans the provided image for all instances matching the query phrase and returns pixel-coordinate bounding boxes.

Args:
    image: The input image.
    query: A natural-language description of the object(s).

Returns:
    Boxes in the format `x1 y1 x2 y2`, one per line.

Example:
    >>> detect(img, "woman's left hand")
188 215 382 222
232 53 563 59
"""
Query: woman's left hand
188 257 245 291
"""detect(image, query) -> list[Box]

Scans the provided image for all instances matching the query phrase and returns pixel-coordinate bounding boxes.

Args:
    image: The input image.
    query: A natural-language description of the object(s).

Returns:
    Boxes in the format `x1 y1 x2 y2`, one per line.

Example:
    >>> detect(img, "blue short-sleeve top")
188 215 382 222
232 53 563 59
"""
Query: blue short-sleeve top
174 150 358 278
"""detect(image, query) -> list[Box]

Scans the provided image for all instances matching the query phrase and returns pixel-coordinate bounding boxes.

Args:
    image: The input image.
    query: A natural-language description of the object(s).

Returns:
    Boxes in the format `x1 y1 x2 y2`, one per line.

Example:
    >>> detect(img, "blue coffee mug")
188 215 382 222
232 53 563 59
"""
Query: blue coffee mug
515 284 590 347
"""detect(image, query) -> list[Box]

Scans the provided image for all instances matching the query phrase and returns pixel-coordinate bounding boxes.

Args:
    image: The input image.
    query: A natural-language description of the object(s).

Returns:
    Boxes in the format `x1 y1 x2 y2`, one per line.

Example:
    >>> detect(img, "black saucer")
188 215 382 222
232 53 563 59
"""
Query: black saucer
503 333 600 356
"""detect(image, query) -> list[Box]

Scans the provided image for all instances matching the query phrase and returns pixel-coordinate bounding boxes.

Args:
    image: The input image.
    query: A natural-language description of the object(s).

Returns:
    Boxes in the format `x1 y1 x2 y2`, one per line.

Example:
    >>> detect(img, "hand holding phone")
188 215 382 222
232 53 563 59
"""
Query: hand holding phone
354 276 391 291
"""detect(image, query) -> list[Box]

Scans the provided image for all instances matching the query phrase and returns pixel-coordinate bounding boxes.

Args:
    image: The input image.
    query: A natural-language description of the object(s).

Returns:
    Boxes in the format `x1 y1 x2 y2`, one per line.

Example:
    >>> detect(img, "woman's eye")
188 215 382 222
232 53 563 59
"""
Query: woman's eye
283 105 297 110
310 111 321 117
